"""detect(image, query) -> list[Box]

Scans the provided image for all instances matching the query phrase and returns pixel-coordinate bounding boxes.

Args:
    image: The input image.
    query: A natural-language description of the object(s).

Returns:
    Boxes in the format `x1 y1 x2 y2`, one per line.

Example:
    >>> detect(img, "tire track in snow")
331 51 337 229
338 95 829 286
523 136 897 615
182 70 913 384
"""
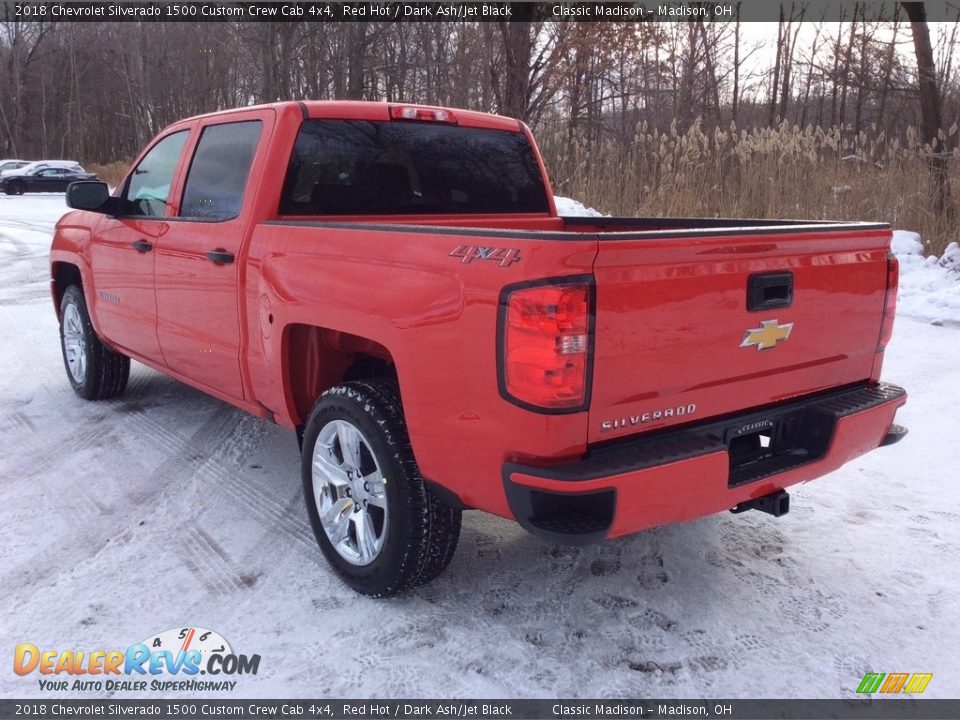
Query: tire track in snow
179 527 254 596
0 400 251 597
12 420 116 486
195 458 317 554
0 291 51 306
180 411 318 556
0 409 45 459
0 227 55 304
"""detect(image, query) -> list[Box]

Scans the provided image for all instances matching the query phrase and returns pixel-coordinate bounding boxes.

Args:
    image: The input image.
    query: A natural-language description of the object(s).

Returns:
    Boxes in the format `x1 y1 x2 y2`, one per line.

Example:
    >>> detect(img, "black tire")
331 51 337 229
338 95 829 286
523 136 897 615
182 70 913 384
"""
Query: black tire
301 379 462 597
6 180 25 196
59 285 130 400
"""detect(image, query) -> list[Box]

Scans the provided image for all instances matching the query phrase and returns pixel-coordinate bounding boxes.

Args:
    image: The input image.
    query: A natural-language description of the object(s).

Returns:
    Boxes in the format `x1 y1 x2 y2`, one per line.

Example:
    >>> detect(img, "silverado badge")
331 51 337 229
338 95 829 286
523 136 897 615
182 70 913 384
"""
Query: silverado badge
741 319 794 350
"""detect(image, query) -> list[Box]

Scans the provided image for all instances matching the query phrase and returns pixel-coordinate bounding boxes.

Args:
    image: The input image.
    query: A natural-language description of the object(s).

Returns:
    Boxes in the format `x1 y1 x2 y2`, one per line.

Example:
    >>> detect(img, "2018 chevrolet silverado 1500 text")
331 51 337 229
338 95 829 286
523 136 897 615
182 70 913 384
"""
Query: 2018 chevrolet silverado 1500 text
51 101 907 596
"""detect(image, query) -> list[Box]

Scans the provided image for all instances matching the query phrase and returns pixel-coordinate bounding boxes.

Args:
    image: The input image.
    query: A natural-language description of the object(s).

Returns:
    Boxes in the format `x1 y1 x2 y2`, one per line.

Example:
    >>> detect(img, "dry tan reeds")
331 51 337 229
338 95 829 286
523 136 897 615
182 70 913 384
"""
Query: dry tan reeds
539 120 959 256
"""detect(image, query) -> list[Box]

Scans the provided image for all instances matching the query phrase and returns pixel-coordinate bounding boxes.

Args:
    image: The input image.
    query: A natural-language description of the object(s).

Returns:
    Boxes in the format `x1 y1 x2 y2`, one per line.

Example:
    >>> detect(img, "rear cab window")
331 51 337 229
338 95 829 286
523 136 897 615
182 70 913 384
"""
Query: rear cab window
279 120 549 216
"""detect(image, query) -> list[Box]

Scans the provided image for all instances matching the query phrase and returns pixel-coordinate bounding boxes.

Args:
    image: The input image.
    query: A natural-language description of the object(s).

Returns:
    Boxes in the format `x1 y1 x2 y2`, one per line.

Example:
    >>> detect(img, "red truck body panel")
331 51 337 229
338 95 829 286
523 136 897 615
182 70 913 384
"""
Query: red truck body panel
586 226 891 443
50 100 907 544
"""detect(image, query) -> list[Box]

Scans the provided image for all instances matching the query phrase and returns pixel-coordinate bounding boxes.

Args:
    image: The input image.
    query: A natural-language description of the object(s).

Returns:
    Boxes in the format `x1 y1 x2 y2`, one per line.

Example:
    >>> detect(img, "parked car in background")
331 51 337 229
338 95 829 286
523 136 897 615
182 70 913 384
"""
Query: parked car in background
0 159 29 174
1 162 97 195
5 160 84 175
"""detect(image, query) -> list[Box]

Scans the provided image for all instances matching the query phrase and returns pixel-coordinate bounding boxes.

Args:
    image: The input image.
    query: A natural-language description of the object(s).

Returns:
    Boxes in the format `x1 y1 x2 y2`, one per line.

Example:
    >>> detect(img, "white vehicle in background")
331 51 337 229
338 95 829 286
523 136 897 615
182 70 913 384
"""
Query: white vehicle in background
0 159 30 174
4 160 84 176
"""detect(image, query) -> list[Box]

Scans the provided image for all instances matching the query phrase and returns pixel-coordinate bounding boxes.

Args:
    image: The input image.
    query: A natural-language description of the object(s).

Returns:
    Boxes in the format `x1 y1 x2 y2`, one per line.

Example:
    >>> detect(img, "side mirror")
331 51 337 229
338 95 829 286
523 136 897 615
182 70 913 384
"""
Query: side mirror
67 181 110 212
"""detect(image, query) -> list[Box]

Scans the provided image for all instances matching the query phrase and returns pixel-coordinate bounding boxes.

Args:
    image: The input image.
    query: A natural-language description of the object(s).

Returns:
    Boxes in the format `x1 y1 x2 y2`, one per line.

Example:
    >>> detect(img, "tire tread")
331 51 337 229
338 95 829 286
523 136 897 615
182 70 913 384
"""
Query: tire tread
60 285 129 400
302 378 461 597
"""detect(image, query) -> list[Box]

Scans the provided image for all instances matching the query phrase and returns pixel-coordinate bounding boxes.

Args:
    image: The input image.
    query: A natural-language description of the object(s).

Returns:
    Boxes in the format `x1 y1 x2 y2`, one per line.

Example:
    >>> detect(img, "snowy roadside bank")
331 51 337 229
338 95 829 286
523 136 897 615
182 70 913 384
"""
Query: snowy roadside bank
892 231 960 324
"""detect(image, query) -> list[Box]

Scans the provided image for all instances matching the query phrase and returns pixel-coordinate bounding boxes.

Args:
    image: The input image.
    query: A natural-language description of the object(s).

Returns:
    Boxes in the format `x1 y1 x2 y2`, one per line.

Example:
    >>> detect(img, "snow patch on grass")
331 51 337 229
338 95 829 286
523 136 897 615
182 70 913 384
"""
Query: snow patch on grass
893 230 960 325
554 196 603 217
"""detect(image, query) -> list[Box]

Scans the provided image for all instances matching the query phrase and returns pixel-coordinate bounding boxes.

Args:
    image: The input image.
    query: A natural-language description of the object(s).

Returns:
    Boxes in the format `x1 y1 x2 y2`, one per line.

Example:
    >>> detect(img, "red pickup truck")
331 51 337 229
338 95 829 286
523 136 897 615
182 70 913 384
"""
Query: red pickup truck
51 101 907 596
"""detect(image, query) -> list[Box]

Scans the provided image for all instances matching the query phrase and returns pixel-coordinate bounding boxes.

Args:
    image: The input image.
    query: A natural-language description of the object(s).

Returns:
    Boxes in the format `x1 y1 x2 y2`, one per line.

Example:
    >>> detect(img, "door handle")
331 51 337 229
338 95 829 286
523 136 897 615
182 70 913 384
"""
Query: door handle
206 249 235 265
131 239 153 253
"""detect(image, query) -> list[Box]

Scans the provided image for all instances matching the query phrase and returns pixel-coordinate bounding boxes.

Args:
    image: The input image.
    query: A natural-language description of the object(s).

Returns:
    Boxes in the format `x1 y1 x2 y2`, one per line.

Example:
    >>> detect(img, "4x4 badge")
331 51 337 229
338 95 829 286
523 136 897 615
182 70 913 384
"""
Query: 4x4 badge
741 320 794 350
450 245 521 267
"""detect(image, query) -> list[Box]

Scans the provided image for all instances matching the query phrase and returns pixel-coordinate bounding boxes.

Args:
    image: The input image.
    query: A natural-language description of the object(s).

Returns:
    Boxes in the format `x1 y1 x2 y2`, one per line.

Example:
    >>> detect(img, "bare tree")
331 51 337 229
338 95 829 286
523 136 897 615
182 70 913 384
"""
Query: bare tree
903 1 952 218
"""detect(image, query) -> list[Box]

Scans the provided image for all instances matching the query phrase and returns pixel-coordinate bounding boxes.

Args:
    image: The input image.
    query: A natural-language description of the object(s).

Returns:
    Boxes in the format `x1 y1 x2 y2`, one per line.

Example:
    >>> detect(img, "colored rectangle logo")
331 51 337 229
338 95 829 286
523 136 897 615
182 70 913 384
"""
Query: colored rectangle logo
858 672 933 694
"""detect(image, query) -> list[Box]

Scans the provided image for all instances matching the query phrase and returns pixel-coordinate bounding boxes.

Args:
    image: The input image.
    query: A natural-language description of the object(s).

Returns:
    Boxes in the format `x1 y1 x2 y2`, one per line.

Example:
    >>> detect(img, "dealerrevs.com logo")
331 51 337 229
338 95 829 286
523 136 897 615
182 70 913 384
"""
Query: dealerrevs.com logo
14 626 260 692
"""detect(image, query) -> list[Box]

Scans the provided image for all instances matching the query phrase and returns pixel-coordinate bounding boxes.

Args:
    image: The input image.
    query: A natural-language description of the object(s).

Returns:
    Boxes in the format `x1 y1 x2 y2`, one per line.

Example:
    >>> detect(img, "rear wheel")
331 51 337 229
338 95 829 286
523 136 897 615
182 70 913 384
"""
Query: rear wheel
301 380 462 596
59 285 129 400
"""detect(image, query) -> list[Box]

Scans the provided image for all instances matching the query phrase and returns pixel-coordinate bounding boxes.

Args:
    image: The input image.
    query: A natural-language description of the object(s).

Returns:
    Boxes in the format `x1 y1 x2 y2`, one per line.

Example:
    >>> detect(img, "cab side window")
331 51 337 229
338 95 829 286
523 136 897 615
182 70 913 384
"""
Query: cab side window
180 121 262 220
123 130 189 217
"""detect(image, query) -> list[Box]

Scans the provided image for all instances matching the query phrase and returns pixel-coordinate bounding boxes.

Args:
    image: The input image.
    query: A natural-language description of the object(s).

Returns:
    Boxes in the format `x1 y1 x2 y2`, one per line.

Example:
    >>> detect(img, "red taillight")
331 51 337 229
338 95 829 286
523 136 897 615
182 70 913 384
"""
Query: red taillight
498 278 593 412
389 105 458 124
878 252 899 352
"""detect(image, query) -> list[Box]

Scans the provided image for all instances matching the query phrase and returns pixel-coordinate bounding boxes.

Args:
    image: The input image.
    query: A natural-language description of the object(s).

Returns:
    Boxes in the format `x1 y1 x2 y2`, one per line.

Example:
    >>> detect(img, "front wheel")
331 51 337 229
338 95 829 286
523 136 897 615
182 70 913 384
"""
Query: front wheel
59 285 130 400
301 380 462 597
6 180 25 196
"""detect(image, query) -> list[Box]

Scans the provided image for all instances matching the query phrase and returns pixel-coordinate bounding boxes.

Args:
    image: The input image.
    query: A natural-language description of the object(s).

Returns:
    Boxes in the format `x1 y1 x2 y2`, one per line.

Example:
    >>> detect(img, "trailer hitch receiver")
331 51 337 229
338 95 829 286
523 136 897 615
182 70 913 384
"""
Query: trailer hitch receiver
730 489 790 517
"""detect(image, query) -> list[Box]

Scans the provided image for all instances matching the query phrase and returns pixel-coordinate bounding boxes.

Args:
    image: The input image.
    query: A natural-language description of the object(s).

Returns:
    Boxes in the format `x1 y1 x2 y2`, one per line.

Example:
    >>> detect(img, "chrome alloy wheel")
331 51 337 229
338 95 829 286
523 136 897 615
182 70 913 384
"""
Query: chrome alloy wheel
62 303 88 384
312 419 389 566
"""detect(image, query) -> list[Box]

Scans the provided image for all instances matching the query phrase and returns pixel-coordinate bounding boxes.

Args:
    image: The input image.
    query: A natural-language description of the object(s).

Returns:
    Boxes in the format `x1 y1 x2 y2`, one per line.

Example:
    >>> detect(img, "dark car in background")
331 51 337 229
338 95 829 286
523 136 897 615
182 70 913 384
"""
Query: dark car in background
1 162 97 195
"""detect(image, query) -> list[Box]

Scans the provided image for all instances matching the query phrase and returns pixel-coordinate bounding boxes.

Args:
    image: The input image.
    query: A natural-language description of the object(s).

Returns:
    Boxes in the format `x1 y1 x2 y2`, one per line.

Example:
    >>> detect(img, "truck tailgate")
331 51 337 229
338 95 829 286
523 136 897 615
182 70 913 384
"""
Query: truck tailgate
588 225 891 444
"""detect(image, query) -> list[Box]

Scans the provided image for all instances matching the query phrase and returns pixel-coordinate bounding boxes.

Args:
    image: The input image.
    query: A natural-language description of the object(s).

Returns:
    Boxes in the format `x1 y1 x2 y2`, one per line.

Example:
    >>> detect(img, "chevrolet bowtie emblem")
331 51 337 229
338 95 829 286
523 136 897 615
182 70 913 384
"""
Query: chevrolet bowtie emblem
741 319 794 350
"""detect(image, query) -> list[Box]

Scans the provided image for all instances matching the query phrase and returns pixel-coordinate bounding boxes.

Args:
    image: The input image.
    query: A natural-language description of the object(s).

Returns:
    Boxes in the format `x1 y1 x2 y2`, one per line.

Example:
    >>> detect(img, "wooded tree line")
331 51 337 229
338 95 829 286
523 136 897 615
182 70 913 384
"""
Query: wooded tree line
1 4 959 251
2 6 957 160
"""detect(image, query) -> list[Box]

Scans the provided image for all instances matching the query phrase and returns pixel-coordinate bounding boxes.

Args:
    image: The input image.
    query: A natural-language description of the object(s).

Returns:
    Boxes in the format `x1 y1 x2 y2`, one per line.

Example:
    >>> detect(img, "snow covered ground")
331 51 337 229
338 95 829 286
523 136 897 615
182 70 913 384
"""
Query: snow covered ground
554 195 603 217
1 194 958 699
891 231 960 325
